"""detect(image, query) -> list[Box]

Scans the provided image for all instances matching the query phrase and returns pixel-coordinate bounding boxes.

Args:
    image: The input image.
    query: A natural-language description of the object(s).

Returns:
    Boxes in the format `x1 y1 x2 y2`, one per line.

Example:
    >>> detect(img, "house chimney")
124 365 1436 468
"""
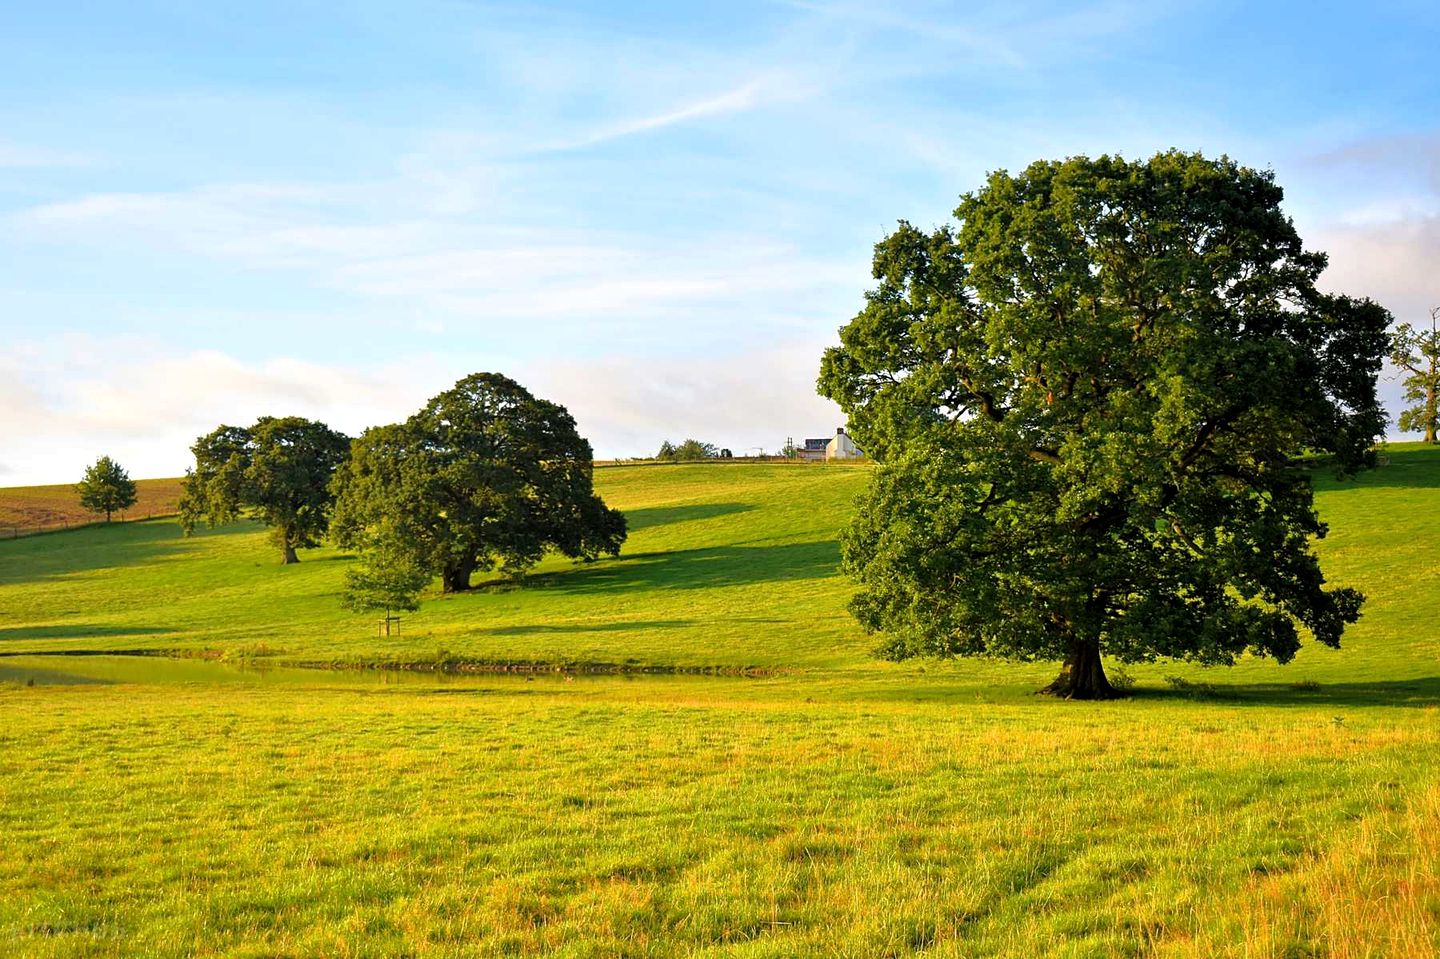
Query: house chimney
837 427 845 435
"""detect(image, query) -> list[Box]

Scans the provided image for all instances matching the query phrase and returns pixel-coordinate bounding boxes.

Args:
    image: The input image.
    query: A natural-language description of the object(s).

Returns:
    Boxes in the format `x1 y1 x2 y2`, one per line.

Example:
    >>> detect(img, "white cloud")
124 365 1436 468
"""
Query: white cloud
526 340 843 457
0 340 460 484
0 337 843 485
1314 214 1440 323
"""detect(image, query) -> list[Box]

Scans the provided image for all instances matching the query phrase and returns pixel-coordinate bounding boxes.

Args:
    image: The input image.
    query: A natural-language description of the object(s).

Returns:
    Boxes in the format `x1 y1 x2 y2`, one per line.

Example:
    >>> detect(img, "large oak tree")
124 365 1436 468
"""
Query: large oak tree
331 373 626 593
818 151 1391 698
179 416 351 564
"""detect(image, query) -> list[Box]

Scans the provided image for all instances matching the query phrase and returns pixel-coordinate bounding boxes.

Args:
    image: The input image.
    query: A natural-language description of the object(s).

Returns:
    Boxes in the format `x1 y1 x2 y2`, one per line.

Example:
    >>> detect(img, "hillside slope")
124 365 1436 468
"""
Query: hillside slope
1 449 1437 690
0 463 873 671
0 476 185 535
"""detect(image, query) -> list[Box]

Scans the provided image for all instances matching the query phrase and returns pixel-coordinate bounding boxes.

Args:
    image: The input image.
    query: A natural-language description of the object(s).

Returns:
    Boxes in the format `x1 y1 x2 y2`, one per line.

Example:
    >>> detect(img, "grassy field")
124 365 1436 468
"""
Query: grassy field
0 477 185 536
1 452 1438 956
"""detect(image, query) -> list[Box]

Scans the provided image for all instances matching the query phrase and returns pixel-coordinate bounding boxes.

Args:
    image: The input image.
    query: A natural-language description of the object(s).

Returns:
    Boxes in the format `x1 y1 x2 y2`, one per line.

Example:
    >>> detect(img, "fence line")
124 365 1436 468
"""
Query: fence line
5 511 181 540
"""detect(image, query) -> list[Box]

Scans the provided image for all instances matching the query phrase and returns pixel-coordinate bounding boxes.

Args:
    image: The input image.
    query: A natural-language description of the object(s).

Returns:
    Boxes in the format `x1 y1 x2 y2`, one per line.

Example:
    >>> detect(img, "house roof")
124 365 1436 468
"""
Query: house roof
802 438 829 450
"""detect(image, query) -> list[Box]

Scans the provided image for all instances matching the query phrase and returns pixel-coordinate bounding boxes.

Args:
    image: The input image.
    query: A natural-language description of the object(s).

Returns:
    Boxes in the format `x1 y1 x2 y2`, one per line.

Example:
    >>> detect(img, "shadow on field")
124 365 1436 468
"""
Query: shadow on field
1313 449 1440 492
622 502 753 532
0 518 256 585
481 620 696 635
528 540 839 592
1130 677 1440 708
0 624 172 644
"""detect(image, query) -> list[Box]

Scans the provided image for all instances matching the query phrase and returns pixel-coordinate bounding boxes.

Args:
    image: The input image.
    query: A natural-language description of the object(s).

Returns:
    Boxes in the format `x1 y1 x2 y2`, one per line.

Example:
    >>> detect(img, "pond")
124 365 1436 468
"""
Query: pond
0 654 648 688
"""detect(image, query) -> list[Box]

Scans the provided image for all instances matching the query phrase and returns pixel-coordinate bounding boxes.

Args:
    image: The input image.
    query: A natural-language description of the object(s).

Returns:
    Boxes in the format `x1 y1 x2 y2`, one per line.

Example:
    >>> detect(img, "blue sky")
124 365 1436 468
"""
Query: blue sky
2 1 1437 483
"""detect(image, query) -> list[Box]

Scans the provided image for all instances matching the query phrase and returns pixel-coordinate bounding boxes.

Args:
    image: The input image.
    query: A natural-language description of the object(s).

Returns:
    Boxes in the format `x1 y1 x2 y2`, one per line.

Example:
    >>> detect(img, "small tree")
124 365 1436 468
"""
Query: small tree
655 440 678 461
342 525 431 630
180 416 350 563
1390 308 1440 443
76 456 137 522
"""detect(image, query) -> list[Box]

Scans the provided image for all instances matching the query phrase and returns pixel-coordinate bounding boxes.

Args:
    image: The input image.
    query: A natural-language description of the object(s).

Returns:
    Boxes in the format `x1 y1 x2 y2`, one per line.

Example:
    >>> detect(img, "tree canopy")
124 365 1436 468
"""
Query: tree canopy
1389 308 1440 443
818 151 1391 698
331 372 626 593
76 455 137 522
179 416 351 564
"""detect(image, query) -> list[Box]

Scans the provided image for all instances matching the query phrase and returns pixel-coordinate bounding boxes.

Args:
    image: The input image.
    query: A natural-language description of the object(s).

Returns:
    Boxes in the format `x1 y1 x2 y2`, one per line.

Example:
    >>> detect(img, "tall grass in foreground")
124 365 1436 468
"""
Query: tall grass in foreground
1166 784 1440 958
1 681 1437 957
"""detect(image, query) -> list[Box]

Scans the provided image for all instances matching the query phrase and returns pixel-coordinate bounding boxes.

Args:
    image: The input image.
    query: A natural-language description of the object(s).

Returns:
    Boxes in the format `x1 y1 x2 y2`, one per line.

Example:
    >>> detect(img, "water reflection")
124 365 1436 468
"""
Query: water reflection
0 655 657 688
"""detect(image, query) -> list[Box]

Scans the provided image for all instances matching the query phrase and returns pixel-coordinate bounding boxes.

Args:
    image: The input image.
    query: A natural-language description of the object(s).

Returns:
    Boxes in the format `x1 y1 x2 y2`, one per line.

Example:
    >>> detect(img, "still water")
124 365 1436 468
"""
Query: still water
0 655 630 688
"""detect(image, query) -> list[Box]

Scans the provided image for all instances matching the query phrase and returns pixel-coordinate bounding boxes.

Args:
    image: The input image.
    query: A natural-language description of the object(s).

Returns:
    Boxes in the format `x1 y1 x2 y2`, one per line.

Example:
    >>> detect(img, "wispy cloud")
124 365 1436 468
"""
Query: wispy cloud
779 0 1029 68
14 177 864 340
2 0 1434 479
552 79 766 151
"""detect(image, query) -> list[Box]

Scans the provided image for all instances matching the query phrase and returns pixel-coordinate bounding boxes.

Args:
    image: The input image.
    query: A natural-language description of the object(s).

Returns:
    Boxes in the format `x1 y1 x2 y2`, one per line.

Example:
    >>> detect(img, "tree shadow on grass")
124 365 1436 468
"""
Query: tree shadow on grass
523 540 840 594
0 517 258 585
1312 448 1440 492
622 502 754 532
0 624 172 645
480 620 697 635
1128 676 1440 708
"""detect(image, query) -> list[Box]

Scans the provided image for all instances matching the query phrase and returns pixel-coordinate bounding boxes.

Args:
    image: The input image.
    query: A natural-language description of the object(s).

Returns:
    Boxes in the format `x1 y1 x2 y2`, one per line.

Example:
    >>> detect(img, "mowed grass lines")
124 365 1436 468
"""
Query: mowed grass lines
2 680 1438 958
0 477 185 536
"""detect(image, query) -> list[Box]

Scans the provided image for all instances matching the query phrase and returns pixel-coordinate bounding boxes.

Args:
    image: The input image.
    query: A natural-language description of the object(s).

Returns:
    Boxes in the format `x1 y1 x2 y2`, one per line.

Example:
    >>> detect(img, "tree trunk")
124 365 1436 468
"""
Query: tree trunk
442 558 475 593
105 508 112 523
1428 382 1437 444
281 545 299 564
1039 638 1120 700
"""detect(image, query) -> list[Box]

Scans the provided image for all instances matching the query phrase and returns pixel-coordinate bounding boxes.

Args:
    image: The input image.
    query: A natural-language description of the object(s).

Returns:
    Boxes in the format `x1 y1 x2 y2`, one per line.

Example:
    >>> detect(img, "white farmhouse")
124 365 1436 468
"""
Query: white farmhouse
826 428 863 460
793 428 864 461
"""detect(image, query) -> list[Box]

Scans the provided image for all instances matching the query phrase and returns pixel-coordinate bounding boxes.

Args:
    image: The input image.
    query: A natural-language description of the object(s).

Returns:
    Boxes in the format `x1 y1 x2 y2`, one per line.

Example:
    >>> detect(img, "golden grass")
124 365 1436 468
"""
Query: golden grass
2 679 1438 957
0 477 185 535
1165 775 1440 958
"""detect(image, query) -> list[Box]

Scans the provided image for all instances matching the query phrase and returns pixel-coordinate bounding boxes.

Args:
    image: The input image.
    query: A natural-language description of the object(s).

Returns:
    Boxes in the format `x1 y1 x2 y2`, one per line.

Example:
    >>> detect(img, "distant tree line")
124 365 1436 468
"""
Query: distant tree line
654 439 720 461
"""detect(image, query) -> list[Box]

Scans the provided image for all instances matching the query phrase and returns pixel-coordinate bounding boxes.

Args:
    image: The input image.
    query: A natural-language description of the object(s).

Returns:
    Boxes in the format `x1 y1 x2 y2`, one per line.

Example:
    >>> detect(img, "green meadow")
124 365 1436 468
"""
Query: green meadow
2 451 1438 957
